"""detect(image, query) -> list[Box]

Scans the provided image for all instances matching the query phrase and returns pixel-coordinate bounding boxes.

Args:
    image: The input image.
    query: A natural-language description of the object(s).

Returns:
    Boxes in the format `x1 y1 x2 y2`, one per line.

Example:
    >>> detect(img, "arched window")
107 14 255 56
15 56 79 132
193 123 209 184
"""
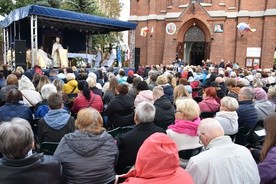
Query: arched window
184 26 205 42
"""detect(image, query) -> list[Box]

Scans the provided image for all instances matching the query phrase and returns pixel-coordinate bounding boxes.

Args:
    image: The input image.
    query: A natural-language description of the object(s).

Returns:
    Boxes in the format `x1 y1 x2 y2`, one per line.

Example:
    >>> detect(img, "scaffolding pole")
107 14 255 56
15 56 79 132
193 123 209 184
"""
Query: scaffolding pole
3 28 9 64
31 15 38 68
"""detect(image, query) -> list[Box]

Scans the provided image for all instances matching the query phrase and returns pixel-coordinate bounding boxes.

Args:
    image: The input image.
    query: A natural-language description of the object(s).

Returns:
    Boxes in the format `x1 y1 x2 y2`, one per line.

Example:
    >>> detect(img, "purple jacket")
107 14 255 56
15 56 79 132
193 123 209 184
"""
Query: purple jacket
258 146 276 184
199 97 220 113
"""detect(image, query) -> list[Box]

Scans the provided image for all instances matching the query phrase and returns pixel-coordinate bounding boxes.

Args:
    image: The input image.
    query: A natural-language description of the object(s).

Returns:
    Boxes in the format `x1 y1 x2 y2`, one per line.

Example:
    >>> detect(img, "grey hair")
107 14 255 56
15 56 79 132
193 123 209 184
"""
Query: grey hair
268 85 276 98
198 118 224 141
220 96 239 111
86 77 97 88
152 86 164 100
240 87 254 100
0 118 34 159
41 84 57 100
135 101 156 123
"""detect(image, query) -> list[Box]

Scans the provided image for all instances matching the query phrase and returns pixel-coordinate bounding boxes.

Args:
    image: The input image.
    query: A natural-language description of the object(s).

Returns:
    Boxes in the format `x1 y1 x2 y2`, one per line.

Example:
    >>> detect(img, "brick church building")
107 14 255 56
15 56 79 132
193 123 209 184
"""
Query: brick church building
129 0 276 69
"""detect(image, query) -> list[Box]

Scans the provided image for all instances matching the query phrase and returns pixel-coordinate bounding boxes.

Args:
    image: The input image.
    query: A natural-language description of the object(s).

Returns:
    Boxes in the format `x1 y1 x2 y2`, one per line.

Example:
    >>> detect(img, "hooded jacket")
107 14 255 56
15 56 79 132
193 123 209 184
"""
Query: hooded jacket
134 90 154 107
19 75 42 107
254 100 276 121
122 133 194 184
153 95 175 129
215 111 239 135
199 97 220 113
38 109 75 143
54 130 118 184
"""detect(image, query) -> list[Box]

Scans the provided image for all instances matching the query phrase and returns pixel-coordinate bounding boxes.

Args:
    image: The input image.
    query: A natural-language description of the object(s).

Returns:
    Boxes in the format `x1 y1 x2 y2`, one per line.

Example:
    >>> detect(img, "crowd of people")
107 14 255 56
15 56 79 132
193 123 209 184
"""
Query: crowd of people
0 61 276 183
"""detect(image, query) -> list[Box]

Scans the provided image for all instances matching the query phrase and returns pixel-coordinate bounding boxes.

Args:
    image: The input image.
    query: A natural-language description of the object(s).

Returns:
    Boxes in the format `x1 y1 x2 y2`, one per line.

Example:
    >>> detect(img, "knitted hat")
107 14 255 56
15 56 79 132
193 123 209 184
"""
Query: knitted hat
254 87 267 100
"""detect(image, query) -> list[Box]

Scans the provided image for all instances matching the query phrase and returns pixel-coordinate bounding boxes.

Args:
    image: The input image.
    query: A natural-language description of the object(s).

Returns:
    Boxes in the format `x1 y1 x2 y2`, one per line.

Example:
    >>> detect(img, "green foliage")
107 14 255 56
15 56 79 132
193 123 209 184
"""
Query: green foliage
0 0 18 15
61 0 97 14
0 0 60 16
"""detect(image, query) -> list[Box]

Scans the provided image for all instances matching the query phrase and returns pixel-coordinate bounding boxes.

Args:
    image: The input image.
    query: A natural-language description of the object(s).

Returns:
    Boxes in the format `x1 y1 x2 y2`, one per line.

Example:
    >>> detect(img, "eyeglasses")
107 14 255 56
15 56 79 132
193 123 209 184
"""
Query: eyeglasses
198 132 205 144
174 110 182 114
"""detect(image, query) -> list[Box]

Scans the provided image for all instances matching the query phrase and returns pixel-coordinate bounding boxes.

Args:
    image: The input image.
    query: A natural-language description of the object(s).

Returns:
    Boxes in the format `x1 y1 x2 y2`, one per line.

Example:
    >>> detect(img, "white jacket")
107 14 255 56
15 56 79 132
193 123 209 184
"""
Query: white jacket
186 136 260 184
215 111 238 135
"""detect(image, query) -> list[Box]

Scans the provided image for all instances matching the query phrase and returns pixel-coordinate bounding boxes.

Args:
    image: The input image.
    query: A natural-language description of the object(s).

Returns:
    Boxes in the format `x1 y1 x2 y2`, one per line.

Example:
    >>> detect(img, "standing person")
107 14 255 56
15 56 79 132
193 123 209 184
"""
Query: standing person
51 37 63 68
0 118 62 184
95 48 102 68
186 118 260 184
54 108 118 184
258 113 276 184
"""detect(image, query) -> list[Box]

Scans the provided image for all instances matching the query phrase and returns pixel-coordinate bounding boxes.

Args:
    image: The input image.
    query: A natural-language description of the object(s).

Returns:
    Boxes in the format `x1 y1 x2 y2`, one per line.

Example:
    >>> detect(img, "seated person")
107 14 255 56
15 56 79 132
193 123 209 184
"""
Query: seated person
54 108 118 184
258 113 276 183
34 84 57 119
120 133 194 183
153 86 175 129
215 96 239 135
199 87 220 113
104 84 135 128
167 98 202 168
0 89 33 124
186 118 260 184
38 92 75 143
115 102 166 174
0 118 62 184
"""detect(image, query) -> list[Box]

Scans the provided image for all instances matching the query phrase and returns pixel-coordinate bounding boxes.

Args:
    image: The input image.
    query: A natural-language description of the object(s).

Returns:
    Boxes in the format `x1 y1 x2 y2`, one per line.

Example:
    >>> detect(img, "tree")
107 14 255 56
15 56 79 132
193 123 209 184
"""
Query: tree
0 0 60 16
61 0 98 14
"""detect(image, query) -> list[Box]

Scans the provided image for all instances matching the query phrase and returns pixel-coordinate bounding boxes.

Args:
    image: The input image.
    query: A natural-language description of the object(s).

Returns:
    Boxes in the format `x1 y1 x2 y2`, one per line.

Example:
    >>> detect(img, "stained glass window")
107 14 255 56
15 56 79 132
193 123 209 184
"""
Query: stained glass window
184 26 205 42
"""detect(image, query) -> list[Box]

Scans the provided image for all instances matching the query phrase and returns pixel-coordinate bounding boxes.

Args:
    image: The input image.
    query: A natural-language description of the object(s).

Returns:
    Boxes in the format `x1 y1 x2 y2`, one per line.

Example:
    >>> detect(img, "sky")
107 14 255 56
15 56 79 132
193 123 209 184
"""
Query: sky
119 0 130 49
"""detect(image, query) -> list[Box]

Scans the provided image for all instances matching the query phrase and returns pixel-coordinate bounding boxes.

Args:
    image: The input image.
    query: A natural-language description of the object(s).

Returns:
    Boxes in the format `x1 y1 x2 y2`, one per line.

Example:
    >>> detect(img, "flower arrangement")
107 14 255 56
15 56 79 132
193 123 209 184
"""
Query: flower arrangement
75 57 87 68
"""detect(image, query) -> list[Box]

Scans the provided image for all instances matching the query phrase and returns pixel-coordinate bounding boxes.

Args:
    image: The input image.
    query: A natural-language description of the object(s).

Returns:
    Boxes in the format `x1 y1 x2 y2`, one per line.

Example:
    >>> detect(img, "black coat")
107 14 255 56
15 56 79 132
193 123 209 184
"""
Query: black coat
0 153 62 184
38 117 75 143
153 95 175 129
115 122 166 174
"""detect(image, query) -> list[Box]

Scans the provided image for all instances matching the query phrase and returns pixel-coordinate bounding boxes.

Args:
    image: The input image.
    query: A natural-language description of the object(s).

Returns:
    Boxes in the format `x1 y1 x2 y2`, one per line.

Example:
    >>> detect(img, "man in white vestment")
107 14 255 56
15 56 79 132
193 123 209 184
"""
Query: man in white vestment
51 37 68 68
95 49 102 68
107 50 116 67
37 46 52 69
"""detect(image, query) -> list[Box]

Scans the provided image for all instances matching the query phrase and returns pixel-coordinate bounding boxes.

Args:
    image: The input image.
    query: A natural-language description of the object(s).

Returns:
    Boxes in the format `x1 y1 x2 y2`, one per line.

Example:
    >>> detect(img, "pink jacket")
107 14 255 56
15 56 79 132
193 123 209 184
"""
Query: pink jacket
199 97 220 113
134 90 154 107
122 133 194 184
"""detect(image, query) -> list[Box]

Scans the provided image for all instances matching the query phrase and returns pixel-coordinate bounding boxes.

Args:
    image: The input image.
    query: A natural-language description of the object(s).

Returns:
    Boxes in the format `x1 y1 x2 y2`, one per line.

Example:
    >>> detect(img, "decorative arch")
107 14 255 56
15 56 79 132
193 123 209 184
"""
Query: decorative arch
176 18 212 65
177 18 211 43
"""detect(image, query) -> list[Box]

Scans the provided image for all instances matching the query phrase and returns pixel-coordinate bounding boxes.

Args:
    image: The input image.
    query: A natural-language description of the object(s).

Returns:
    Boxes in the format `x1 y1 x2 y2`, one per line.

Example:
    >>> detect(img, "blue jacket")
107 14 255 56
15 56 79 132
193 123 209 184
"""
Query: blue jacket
236 100 258 146
0 103 33 123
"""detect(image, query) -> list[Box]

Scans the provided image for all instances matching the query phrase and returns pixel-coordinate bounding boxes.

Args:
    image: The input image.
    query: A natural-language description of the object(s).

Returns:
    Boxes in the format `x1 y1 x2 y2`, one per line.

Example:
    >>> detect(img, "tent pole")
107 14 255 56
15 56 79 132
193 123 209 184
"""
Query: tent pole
31 15 38 68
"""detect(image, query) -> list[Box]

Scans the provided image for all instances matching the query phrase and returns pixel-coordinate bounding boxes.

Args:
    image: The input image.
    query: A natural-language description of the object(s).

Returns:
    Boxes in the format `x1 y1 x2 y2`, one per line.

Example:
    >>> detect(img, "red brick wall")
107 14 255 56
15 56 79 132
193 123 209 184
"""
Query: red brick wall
130 0 276 68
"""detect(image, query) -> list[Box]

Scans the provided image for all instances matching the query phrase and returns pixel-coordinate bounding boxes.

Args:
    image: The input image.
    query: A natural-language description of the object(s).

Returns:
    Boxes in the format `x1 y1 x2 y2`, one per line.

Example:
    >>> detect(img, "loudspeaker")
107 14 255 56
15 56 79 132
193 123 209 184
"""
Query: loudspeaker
14 40 26 69
134 48 140 72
